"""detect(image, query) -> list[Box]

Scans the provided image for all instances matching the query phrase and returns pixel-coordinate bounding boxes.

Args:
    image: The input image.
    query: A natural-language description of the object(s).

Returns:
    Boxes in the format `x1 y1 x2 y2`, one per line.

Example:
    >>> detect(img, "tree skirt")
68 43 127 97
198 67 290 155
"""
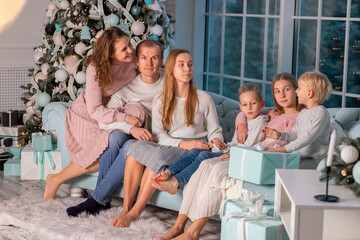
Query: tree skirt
0 192 168 240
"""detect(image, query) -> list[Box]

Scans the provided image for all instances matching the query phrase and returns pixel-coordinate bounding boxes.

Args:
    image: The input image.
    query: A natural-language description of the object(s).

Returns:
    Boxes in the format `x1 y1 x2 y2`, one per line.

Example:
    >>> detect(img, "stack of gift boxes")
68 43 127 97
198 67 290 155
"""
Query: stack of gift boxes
1 111 62 179
221 146 301 240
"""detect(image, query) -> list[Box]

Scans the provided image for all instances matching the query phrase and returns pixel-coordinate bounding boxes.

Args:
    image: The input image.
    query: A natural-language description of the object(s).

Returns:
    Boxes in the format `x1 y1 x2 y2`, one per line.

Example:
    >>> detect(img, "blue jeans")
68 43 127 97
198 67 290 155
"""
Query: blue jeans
91 131 137 205
167 148 223 187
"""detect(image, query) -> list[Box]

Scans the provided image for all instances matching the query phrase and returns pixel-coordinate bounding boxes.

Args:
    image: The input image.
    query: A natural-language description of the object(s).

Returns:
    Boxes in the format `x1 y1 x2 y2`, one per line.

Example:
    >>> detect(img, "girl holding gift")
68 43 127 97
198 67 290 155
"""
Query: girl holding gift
158 72 303 240
112 49 223 228
151 84 268 195
44 27 148 201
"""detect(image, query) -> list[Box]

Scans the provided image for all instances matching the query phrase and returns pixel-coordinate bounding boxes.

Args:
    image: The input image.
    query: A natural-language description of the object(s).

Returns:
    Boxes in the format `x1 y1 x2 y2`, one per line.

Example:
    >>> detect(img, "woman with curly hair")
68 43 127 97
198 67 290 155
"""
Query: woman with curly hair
44 27 145 201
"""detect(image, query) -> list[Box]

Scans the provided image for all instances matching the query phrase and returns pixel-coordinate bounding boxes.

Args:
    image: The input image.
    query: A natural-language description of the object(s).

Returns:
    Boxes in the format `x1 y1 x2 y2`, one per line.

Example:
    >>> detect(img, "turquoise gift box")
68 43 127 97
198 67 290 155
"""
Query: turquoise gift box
228 146 300 185
32 133 52 152
221 199 289 240
4 158 21 176
9 146 24 159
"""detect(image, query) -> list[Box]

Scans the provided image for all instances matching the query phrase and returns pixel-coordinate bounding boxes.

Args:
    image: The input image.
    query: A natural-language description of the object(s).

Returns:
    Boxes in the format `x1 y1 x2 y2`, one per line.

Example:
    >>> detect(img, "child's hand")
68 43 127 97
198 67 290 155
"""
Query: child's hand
130 127 152 141
220 153 230 161
263 127 280 140
236 123 248 144
125 114 142 127
179 141 210 150
266 146 287 152
210 138 226 150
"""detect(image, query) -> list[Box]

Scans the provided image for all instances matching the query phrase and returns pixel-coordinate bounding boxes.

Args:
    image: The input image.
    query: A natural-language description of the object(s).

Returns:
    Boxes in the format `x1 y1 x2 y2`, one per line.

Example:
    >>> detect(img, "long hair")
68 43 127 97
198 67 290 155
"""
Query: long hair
272 72 304 114
161 49 199 131
85 27 129 92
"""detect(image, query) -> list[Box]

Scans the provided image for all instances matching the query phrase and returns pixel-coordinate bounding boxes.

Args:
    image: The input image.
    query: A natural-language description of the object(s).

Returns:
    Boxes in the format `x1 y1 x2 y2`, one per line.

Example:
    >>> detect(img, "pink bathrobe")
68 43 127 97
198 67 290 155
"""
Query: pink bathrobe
65 62 137 168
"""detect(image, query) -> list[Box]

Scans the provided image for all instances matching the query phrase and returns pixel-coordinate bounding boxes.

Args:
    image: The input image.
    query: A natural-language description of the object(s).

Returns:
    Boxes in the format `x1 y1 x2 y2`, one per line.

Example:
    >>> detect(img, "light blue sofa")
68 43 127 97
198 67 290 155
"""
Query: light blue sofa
42 92 360 211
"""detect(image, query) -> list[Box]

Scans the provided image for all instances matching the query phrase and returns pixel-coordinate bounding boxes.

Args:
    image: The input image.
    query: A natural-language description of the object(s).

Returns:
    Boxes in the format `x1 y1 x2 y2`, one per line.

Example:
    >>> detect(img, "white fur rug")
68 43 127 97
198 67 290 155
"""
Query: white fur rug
0 192 168 240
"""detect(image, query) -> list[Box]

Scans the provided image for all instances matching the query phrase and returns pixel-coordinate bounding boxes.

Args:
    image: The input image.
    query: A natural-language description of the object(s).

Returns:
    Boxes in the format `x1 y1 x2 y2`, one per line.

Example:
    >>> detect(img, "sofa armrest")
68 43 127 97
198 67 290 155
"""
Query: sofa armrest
42 102 71 168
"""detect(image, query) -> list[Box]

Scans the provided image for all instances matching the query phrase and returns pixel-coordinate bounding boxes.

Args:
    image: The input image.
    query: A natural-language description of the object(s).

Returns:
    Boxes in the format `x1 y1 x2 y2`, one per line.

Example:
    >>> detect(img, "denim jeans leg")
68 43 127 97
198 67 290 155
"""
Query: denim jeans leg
91 139 137 205
174 151 223 187
96 131 132 187
167 148 203 175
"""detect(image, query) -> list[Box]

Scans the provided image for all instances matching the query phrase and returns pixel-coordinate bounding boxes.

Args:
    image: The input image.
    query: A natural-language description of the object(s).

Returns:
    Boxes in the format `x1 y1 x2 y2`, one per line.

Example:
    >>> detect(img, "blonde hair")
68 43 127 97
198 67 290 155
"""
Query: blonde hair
85 27 129 92
272 72 304 114
298 71 332 104
161 49 199 130
238 84 263 101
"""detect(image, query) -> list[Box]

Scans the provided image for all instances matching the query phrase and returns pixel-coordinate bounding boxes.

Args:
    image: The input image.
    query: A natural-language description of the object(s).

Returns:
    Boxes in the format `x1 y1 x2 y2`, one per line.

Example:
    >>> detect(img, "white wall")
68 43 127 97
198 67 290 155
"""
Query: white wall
0 0 49 67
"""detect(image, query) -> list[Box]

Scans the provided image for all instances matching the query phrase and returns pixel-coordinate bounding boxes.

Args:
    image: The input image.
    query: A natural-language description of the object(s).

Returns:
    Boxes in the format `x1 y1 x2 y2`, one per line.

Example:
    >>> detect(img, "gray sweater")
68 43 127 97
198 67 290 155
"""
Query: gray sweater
280 105 330 157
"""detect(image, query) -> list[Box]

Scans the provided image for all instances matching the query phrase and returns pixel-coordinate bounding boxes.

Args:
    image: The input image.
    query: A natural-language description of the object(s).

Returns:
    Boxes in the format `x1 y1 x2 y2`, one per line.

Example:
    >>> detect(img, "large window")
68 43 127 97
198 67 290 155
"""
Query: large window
203 0 360 107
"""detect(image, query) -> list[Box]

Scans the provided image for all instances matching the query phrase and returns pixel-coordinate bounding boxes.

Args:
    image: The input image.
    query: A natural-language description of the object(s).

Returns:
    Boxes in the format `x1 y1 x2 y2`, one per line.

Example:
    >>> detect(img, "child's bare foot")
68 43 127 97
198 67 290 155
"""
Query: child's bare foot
44 174 60 201
152 169 173 182
112 211 140 228
152 176 179 195
157 225 185 240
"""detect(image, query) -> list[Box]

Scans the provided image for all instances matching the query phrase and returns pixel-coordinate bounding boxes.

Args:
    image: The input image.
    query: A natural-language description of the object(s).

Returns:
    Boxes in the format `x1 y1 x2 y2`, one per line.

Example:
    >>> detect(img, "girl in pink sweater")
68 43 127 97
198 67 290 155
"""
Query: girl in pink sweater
158 72 304 240
44 27 146 201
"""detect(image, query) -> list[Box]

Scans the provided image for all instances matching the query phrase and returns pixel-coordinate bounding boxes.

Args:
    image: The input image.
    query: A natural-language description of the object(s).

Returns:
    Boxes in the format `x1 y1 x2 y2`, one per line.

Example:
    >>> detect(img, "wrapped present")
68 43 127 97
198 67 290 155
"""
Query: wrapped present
4 158 21 176
1 111 17 126
0 136 25 147
9 146 25 159
0 125 26 137
221 193 288 240
21 146 61 180
229 146 300 185
31 132 52 152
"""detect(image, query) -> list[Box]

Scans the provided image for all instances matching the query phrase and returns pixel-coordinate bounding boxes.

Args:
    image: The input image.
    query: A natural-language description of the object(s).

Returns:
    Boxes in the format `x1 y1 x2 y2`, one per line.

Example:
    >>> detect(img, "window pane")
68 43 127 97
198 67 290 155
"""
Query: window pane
245 18 264 79
347 21 360 95
267 18 279 82
226 0 243 14
207 0 222 13
224 16 242 76
269 0 280 15
204 16 222 74
223 78 240 100
265 84 275 107
351 0 360 17
203 75 220 94
247 0 265 14
319 21 345 92
324 94 342 107
322 0 347 17
346 96 360 107
293 20 317 77
296 0 318 16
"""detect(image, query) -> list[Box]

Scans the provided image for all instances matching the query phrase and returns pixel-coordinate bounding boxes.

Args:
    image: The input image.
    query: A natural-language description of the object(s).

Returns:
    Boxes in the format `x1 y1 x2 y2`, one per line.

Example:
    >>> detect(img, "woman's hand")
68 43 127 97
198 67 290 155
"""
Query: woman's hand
263 127 280 139
129 127 152 141
125 114 142 127
210 138 226 150
220 153 230 161
179 141 210 151
236 123 248 144
266 146 287 153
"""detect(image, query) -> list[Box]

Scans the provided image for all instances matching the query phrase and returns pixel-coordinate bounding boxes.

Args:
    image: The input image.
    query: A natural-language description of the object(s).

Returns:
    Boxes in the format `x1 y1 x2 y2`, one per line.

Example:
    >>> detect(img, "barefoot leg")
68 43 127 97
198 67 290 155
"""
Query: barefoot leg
172 217 210 240
157 214 188 240
114 167 156 227
44 161 99 201
112 156 144 227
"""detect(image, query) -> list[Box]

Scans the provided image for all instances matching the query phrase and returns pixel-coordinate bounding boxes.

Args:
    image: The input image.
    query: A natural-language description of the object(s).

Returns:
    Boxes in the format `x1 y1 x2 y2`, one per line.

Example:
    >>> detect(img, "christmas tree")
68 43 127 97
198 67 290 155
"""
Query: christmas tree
319 133 360 196
21 0 175 135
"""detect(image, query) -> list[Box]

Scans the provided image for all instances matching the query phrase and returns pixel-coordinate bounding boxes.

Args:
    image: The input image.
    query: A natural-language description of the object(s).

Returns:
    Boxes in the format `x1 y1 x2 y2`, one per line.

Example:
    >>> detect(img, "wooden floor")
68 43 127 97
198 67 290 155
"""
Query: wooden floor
0 172 221 240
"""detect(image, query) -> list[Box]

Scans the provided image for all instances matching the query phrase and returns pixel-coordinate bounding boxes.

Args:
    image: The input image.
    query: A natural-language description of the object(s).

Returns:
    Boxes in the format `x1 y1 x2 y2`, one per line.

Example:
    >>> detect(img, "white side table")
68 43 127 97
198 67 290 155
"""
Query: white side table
274 169 360 240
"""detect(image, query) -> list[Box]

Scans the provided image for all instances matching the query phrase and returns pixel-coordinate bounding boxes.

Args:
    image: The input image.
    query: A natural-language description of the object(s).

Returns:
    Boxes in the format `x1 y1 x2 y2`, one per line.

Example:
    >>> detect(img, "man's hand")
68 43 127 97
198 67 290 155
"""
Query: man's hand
179 141 210 150
129 127 152 141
